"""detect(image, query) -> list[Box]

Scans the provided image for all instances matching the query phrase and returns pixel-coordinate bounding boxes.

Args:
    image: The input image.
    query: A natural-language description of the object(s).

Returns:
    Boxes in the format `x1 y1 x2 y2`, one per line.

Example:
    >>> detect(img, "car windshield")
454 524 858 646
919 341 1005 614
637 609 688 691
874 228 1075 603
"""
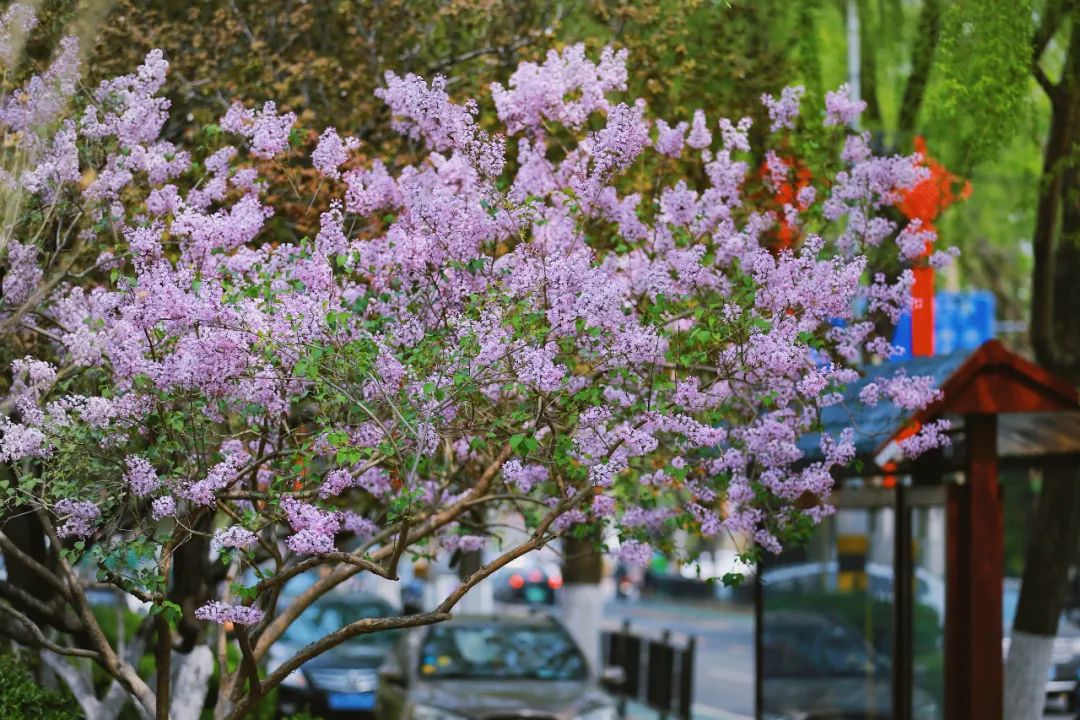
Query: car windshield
418 624 588 681
763 623 878 677
283 600 397 647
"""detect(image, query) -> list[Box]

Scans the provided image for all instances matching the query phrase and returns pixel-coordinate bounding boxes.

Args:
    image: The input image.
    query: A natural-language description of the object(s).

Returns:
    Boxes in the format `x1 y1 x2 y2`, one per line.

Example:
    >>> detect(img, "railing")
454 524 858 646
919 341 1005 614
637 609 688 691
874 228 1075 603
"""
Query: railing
602 619 695 720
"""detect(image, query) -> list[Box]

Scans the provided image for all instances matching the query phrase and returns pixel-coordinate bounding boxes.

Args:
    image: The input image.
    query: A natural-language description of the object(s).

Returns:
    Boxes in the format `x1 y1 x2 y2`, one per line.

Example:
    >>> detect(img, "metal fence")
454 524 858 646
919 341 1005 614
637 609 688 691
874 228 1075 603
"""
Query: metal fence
602 619 695 719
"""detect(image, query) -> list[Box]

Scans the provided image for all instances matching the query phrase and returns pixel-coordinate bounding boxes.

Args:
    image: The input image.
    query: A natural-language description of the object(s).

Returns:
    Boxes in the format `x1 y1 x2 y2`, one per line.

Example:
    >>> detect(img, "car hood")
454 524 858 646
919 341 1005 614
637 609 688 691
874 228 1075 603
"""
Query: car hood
410 678 611 717
762 677 938 717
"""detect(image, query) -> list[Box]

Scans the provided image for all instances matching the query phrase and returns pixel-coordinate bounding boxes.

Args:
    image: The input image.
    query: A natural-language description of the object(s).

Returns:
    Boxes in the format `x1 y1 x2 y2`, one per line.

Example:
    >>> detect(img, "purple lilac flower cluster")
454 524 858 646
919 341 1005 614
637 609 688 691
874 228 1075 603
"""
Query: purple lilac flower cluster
194 601 264 626
0 18 960 617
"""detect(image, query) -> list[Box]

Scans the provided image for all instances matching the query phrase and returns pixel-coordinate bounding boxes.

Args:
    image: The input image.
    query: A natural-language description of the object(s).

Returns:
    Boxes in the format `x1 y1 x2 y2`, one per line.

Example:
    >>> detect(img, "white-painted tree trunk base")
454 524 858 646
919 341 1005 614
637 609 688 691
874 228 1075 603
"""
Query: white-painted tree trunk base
171 645 213 720
457 578 494 613
561 583 603 671
1005 630 1054 720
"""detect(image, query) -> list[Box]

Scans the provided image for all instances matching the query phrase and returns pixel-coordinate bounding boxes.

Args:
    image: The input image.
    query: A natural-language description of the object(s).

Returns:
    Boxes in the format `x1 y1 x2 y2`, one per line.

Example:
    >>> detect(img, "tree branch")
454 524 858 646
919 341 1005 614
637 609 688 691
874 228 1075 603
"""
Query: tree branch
0 529 71 599
230 612 452 720
154 615 171 720
40 650 104 719
253 444 512 660
0 601 99 659
0 579 82 633
35 510 160 717
384 516 411 579
1033 63 1058 100
1032 0 1074 103
897 0 940 136
237 626 262 703
1034 0 1074 62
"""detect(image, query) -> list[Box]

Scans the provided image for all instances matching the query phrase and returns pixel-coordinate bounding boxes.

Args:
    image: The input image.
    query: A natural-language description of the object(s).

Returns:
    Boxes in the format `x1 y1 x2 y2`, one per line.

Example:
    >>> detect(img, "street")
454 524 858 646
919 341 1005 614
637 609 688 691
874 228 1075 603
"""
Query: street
602 598 754 720
601 597 1076 720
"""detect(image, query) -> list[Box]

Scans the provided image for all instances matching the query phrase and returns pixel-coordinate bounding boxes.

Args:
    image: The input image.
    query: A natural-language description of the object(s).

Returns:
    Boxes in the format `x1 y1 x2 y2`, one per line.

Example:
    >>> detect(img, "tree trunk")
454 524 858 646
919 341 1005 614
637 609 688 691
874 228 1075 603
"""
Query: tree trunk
172 646 214 720
1 511 54 623
1010 9 1080 718
561 534 605 670
857 0 882 127
1005 463 1080 719
896 0 940 140
169 512 214 653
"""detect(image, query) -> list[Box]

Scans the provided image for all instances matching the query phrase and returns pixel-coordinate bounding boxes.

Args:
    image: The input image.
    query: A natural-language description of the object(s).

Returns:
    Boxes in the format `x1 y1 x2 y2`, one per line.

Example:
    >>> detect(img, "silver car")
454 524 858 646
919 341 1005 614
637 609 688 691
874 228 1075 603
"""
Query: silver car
375 612 620 720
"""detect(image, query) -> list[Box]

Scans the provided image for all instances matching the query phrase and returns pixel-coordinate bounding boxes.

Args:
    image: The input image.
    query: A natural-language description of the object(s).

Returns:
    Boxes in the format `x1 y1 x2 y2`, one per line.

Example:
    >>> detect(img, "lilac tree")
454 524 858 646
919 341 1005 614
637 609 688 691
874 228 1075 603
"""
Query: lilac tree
0 7 951 719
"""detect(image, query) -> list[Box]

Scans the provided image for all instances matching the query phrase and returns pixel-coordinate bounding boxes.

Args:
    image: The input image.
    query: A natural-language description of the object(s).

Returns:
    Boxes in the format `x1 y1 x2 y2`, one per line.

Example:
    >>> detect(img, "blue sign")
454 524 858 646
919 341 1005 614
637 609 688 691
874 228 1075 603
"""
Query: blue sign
328 692 376 710
892 290 996 359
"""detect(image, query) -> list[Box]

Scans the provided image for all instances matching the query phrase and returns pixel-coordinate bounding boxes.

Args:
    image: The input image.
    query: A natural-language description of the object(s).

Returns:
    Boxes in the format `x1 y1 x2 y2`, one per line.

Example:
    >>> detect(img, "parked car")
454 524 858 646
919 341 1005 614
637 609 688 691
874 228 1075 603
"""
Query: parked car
375 612 621 719
269 592 399 718
761 609 939 720
613 562 644 601
1003 577 1080 713
492 557 562 606
762 559 946 625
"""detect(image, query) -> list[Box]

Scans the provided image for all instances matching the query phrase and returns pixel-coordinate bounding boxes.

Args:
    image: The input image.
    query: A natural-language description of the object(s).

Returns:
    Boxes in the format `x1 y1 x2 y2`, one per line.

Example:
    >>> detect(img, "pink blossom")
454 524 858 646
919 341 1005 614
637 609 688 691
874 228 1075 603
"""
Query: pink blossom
899 419 952 455
502 459 548 493
654 119 688 157
824 84 866 126
343 512 379 538
490 44 627 134
0 5 37 66
151 496 176 520
212 525 258 552
441 533 486 553
123 455 159 497
686 109 712 149
281 497 339 555
617 540 652 567
2 241 42 306
195 601 264 625
762 85 805 132
55 499 99 539
312 127 359 179
221 101 296 158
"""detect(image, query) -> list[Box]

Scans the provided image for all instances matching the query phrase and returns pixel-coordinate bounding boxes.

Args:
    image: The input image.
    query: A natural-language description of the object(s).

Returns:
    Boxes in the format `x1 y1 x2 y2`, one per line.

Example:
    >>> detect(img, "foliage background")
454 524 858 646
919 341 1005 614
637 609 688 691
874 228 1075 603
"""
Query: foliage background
33 0 1040 344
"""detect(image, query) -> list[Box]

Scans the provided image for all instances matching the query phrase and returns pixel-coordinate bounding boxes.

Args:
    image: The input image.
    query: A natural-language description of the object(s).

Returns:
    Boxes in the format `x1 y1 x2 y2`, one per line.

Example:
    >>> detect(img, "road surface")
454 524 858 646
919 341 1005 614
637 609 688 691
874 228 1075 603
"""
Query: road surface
601 597 1075 720
602 597 754 720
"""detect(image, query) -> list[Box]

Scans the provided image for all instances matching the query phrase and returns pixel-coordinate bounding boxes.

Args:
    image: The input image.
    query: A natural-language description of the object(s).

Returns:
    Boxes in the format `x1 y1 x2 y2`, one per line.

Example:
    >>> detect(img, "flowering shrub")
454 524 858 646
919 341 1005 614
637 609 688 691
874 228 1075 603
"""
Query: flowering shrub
0 6 953 719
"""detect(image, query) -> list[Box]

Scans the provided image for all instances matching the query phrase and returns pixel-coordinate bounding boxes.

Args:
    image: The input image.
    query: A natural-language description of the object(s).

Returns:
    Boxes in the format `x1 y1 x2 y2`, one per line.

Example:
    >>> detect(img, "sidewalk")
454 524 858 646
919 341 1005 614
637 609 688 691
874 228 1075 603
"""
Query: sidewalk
623 700 752 720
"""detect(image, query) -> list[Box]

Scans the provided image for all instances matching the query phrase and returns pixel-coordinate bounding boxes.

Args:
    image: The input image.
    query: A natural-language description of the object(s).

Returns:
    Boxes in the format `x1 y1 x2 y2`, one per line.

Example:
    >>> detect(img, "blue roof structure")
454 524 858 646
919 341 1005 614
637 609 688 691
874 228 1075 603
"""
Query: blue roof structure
798 348 976 464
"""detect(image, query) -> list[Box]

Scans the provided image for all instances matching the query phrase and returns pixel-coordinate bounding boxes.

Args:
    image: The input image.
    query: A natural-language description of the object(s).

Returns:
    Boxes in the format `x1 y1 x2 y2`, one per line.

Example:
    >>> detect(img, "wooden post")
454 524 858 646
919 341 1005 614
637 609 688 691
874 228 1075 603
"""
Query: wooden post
946 414 1003 719
892 481 912 720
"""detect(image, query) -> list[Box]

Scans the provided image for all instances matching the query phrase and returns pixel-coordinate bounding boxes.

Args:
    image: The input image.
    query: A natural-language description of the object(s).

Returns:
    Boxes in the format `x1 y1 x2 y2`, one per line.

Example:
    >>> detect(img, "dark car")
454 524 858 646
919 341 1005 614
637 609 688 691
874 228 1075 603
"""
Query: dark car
375 612 621 720
269 593 399 718
492 558 562 606
761 609 938 720
1003 577 1080 713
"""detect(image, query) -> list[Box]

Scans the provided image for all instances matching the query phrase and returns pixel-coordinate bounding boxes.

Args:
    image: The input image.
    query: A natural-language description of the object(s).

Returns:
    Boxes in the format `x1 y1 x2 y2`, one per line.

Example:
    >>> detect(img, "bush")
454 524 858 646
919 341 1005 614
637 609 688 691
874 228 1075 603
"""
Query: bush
0 652 82 720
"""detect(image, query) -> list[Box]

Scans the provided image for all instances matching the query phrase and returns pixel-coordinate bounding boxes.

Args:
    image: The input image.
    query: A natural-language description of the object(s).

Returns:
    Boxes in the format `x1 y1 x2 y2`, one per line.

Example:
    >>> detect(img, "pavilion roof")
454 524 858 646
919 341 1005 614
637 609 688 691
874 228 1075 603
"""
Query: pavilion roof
799 340 1080 469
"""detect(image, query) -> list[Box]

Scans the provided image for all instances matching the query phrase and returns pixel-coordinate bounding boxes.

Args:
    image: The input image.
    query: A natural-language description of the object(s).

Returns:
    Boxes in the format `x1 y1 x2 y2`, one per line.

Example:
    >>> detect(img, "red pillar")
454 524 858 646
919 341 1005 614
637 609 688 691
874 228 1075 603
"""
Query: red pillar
911 262 934 357
946 413 1003 719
